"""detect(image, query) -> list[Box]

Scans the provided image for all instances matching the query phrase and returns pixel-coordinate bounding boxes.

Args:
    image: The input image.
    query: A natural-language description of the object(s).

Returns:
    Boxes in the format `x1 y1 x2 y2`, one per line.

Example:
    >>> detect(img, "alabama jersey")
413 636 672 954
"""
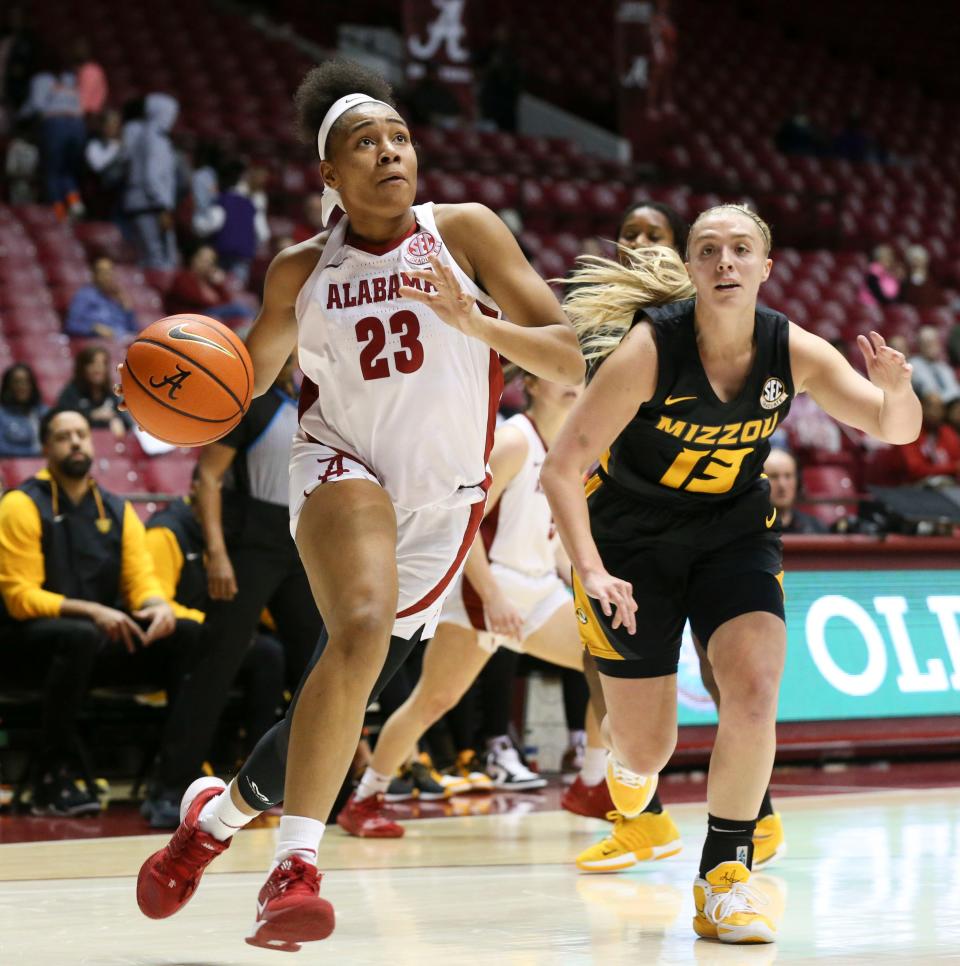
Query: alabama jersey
485 413 557 578
295 202 503 513
441 412 569 646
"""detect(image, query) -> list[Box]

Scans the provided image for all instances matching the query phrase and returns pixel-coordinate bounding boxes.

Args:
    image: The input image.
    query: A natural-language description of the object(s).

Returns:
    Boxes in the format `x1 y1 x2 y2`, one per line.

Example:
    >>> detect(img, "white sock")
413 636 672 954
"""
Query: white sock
198 780 255 842
568 728 586 748
487 734 511 753
273 814 325 867
579 747 608 787
355 766 391 802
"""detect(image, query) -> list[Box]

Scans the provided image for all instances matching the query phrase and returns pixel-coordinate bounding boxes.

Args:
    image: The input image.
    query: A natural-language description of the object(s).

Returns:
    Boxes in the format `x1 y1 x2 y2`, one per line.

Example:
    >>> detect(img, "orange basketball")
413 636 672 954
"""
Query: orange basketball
121 314 254 446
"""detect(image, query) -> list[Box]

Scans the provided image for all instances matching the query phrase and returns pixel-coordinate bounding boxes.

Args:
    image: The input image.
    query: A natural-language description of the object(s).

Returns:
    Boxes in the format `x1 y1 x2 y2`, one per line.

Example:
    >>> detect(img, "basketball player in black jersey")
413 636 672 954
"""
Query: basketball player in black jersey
574 201 786 872
542 204 920 944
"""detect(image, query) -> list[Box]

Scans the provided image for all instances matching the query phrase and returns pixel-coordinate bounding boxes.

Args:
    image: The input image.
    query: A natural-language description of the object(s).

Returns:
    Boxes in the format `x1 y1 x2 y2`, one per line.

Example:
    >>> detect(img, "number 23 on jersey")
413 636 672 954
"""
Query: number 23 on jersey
355 310 425 381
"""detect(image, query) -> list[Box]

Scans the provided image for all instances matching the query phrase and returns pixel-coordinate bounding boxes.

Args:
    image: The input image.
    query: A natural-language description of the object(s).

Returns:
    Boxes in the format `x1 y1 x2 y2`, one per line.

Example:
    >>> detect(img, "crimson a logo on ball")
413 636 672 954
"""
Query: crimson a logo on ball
406 230 442 265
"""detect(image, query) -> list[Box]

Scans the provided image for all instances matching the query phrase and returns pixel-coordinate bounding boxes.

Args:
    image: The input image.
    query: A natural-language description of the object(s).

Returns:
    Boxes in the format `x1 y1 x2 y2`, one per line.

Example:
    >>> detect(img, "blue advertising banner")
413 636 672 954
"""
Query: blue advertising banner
677 570 960 725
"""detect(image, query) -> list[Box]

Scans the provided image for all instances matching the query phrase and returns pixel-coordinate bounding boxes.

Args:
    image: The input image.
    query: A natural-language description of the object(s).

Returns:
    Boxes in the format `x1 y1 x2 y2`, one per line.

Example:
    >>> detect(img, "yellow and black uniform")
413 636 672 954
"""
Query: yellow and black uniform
0 470 199 781
145 499 207 624
0 470 163 622
573 297 793 678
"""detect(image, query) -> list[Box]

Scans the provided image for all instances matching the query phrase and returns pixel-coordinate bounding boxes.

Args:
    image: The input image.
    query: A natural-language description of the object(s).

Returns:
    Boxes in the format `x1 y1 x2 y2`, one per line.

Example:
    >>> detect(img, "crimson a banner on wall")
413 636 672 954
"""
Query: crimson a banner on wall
403 0 476 116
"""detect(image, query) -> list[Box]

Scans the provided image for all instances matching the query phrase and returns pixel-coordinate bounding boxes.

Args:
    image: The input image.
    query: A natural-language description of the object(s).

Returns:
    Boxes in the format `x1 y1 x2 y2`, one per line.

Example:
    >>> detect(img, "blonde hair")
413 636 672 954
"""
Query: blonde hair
562 244 695 366
687 203 772 256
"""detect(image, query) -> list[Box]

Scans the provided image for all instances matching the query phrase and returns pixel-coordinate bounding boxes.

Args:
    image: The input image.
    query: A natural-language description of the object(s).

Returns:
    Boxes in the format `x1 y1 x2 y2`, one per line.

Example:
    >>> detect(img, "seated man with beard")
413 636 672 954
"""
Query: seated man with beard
0 409 201 816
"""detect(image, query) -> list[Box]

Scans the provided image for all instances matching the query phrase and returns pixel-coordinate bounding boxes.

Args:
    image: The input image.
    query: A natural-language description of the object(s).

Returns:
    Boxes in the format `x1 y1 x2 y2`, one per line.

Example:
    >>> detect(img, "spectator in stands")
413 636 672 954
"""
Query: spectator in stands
775 106 826 157
647 0 678 117
900 244 941 308
832 113 875 163
782 390 843 454
900 391 960 483
0 409 193 816
406 61 462 128
56 344 130 438
20 47 86 219
143 477 286 824
947 397 960 439
237 163 271 252
4 115 39 203
909 325 960 401
292 191 325 243
189 140 224 239
64 256 137 340
0 363 47 456
477 24 521 132
765 448 828 534
212 158 258 285
859 244 903 307
71 38 107 116
84 108 125 217
165 244 254 324
122 92 179 270
0 7 39 112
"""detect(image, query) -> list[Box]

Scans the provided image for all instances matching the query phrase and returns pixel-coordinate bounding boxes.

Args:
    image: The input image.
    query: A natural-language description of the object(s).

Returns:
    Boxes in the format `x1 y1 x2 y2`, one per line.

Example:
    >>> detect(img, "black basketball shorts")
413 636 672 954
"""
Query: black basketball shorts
573 479 785 679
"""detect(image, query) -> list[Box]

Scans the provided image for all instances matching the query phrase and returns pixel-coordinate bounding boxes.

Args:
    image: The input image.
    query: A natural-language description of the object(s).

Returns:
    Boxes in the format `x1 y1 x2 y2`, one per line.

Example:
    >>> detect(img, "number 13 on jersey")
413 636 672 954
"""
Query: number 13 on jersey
660 446 754 494
355 310 425 380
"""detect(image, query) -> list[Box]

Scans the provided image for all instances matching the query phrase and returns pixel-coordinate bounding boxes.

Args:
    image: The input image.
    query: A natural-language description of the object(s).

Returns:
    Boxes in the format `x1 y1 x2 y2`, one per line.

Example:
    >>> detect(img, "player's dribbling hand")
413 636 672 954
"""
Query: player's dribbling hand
484 590 525 640
580 569 638 635
399 255 479 336
857 331 913 394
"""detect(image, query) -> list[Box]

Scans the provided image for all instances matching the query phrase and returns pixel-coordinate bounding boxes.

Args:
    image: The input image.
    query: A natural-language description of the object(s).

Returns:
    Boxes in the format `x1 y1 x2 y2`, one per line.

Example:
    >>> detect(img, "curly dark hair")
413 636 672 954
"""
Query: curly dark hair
0 363 41 410
294 58 397 148
617 201 689 257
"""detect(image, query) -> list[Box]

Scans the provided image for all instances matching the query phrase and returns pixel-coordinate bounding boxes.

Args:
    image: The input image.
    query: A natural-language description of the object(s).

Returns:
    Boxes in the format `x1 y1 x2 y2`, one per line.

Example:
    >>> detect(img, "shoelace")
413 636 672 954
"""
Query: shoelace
708 881 768 924
270 859 319 898
161 824 223 879
610 760 651 789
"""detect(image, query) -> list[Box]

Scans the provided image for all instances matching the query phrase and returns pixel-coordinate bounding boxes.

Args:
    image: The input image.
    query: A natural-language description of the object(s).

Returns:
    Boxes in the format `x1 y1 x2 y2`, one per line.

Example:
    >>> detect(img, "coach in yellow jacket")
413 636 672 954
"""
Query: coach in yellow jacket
0 409 198 816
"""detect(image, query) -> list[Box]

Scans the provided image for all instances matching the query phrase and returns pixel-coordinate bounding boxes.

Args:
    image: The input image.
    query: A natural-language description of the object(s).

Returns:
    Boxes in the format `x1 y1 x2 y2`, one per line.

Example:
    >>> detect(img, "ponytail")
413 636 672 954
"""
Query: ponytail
562 244 694 366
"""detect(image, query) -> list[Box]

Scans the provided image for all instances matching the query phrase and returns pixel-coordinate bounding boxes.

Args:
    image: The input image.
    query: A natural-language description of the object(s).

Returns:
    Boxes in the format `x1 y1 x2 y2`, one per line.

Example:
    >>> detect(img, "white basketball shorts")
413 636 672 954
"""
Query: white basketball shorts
288 432 484 640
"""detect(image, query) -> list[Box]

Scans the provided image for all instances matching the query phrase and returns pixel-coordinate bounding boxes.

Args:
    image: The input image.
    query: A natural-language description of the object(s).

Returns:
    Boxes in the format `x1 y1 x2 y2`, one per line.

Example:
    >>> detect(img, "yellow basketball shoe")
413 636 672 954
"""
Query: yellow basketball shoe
605 755 658 818
693 861 776 944
576 809 683 872
752 813 786 869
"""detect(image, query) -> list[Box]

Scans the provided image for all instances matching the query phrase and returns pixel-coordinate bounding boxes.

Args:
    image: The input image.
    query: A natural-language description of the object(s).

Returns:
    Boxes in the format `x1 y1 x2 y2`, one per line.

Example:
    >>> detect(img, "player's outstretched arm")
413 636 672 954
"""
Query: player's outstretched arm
401 204 585 385
791 324 921 445
245 241 324 396
540 324 658 635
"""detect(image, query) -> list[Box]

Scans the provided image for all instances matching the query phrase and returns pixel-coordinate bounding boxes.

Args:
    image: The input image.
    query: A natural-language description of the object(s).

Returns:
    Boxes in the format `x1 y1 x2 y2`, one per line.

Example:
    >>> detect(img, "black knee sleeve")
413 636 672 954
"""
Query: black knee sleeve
235 625 426 811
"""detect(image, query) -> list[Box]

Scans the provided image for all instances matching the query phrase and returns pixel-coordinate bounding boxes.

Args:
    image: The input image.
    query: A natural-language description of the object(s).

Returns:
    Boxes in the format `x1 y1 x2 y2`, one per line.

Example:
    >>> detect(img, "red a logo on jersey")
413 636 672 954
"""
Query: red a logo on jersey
316 453 346 483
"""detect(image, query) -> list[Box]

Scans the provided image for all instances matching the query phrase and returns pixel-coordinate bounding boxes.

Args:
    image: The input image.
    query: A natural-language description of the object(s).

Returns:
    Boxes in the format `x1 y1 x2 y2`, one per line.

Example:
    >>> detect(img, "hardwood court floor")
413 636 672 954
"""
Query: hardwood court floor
1 784 958 964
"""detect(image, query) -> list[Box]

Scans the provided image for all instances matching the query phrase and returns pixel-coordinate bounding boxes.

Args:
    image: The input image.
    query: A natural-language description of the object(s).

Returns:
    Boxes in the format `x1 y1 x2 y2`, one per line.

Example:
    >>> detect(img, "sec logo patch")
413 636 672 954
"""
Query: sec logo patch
406 230 441 265
760 376 788 410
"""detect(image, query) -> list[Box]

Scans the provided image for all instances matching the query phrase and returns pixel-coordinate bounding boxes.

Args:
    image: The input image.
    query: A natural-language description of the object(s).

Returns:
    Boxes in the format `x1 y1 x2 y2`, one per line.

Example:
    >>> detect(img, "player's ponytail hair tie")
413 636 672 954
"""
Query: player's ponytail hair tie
316 93 394 225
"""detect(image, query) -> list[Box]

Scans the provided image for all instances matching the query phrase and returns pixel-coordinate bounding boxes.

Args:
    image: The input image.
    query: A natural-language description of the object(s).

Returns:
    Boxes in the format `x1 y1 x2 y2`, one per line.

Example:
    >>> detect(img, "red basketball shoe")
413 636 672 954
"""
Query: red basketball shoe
336 792 404 837
245 855 335 951
137 776 231 919
561 776 616 820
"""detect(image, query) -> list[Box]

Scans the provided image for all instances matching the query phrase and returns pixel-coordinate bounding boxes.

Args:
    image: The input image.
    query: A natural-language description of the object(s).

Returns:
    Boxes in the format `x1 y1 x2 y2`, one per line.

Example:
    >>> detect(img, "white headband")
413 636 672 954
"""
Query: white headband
316 93 394 226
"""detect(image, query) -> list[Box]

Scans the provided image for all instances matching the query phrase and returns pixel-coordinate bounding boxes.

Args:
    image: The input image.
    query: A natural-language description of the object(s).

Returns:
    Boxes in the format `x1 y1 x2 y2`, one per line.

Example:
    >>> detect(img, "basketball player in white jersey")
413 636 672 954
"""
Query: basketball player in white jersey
336 368 616 836
135 59 584 952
